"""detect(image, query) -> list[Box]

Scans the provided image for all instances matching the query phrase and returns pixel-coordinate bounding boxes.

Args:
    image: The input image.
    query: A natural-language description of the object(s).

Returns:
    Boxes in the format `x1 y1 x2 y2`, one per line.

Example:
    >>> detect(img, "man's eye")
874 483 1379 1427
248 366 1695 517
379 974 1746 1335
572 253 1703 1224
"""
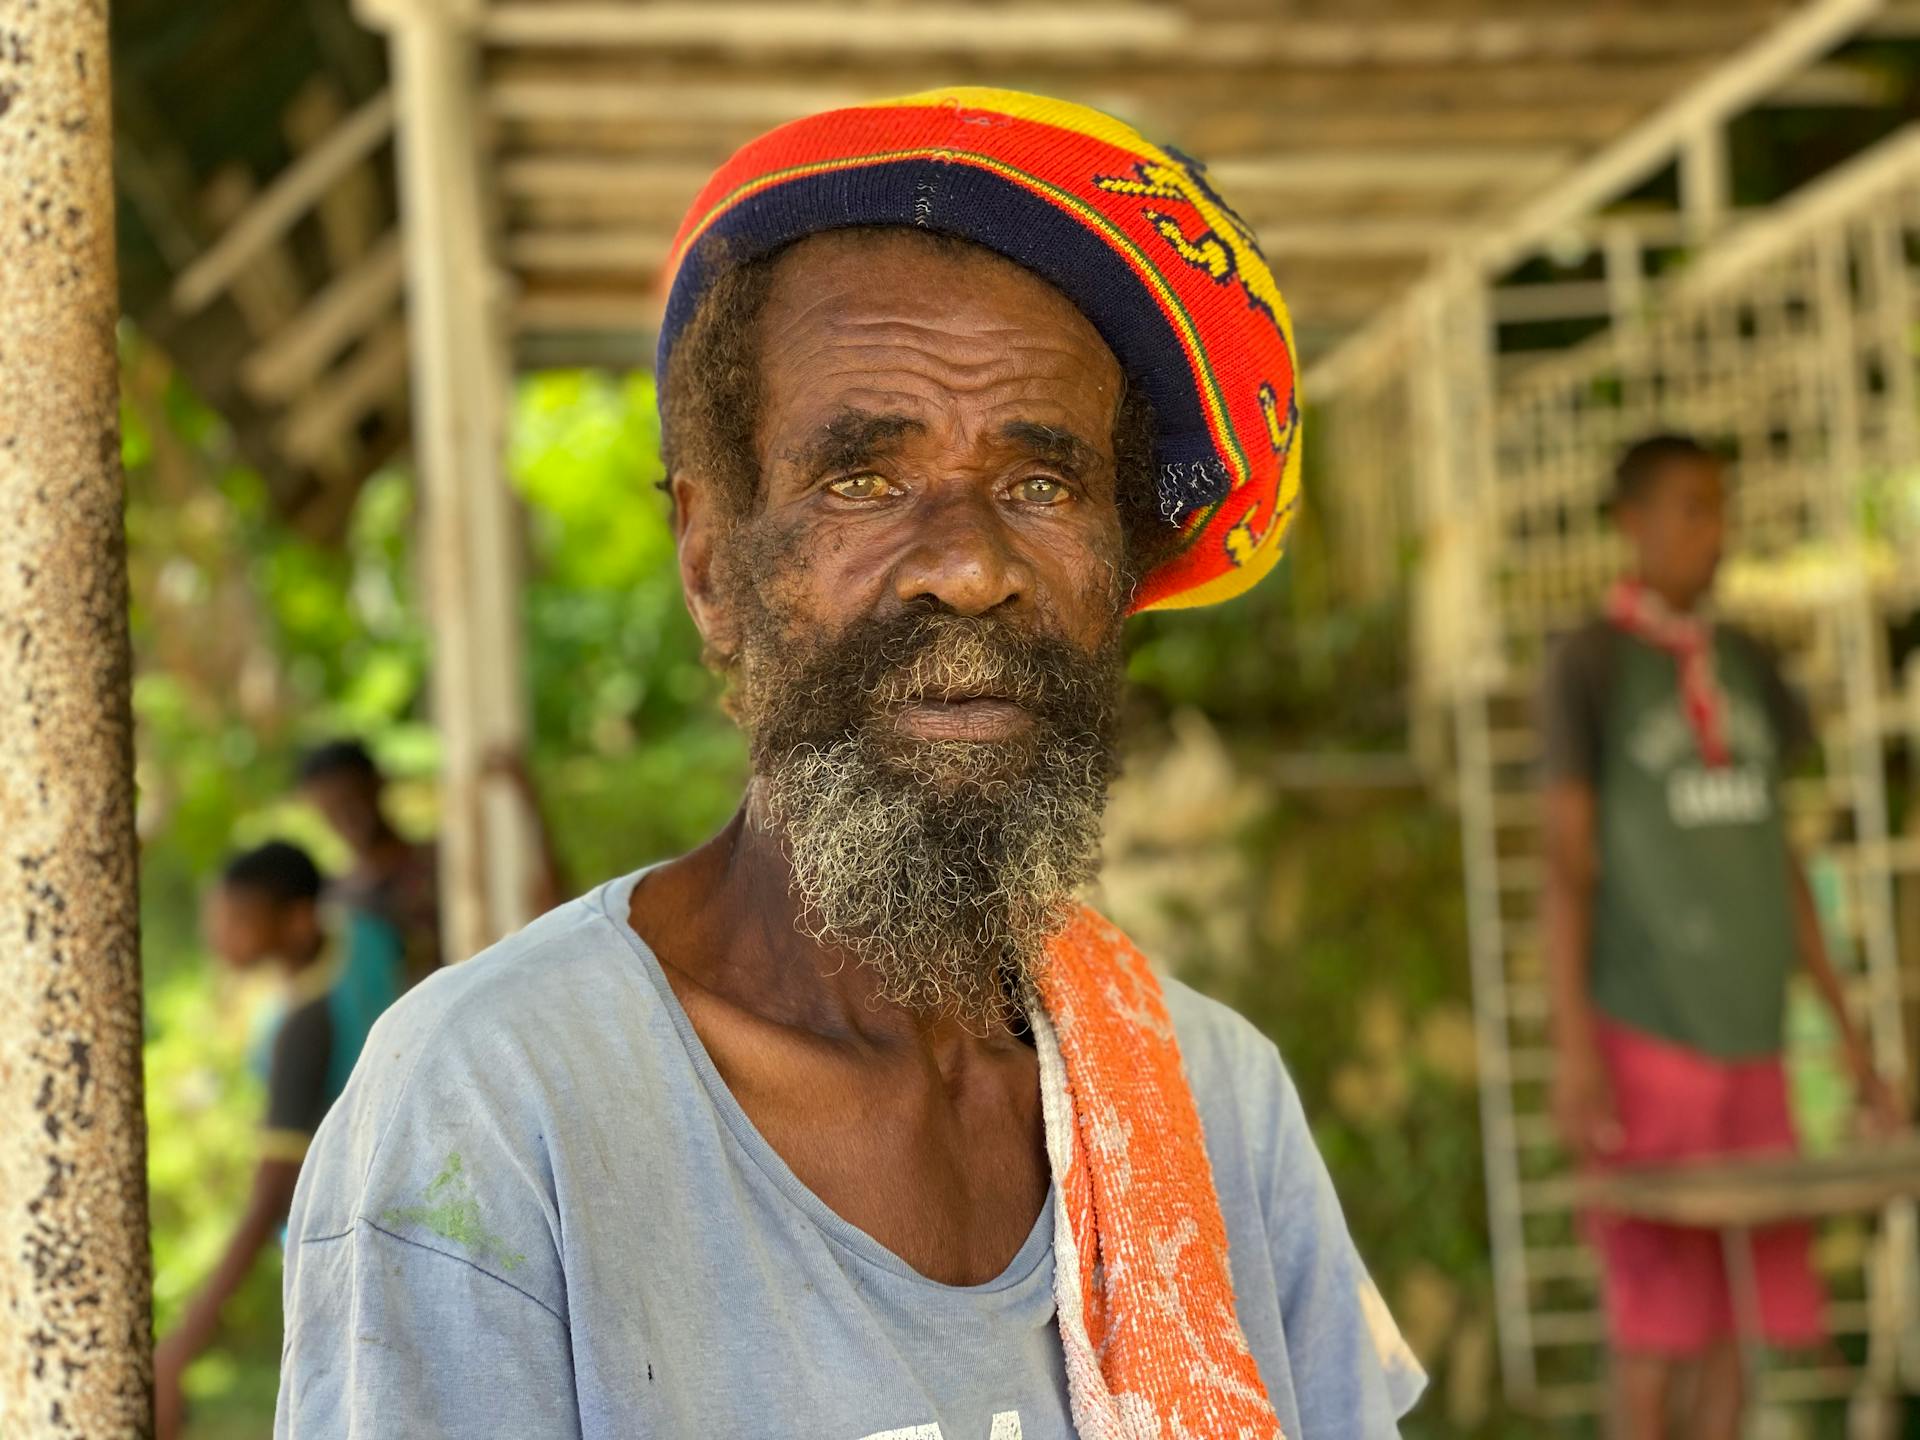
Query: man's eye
1015 476 1070 505
827 473 895 500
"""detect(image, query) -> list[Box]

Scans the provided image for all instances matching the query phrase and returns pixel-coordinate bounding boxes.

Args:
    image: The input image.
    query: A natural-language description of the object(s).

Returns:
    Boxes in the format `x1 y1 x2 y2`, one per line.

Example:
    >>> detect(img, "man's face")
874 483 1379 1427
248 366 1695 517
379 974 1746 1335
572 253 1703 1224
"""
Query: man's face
204 885 310 971
1620 456 1726 607
300 771 384 857
676 231 1135 1022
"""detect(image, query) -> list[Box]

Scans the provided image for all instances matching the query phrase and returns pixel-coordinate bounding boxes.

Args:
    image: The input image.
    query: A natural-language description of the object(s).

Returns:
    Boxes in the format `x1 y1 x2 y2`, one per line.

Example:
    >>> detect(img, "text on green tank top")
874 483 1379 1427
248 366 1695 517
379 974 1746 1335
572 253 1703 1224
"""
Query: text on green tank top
1589 631 1798 1059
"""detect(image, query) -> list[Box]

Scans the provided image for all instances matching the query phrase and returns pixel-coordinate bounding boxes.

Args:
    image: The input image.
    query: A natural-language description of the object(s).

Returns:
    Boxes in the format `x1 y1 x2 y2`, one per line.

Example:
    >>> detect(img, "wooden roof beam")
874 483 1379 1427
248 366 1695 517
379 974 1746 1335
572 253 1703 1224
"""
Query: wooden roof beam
1207 149 1574 192
480 5 1766 65
1474 0 1883 276
482 3 1186 54
497 103 1650 153
1764 60 1902 106
1310 0 1886 395
484 59 1714 111
279 318 411 469
491 77 870 126
172 90 395 317
239 231 405 404
284 78 387 273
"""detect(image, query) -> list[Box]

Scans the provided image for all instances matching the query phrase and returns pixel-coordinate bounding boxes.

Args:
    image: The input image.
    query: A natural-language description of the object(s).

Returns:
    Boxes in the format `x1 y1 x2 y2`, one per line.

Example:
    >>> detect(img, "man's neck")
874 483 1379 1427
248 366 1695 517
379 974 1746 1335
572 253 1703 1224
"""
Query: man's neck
630 786 1051 1288
357 826 412 876
629 790 1025 1062
1637 572 1708 617
281 929 328 974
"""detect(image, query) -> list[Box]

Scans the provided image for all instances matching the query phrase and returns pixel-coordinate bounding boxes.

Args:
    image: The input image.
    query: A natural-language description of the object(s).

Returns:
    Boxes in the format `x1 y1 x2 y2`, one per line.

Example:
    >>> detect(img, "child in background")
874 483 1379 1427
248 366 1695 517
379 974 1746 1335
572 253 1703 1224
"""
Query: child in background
153 841 404 1440
297 740 444 985
298 737 571 977
1541 434 1903 1440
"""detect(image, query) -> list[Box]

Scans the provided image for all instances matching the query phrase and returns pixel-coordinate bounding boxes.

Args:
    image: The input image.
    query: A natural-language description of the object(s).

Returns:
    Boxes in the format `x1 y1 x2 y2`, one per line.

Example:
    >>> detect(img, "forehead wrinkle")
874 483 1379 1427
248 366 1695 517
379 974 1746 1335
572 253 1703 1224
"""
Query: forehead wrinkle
766 329 1111 397
758 241 1128 482
809 311 1108 360
761 282 1121 393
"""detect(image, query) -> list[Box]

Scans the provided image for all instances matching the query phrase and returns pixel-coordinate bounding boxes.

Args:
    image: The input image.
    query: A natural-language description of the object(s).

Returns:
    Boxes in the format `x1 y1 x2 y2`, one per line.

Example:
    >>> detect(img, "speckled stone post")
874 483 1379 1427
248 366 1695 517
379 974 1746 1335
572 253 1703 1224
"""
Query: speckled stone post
0 2 154 1436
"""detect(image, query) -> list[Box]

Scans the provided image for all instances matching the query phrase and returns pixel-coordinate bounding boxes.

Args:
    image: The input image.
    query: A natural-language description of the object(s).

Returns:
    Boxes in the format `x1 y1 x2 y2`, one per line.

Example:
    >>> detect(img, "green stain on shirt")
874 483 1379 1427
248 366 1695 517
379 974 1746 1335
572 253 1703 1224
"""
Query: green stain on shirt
380 1150 527 1272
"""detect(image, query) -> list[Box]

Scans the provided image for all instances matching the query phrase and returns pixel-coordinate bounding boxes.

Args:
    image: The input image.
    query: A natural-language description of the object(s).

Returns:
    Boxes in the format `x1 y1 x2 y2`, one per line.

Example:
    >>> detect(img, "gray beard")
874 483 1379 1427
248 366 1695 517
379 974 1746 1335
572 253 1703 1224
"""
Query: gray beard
758 731 1110 1027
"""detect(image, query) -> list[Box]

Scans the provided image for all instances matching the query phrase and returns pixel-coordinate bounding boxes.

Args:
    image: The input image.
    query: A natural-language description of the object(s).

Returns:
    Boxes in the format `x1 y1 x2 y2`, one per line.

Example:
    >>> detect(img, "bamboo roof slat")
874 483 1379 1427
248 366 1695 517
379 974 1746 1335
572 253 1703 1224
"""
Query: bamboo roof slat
278 318 410 468
240 231 404 402
172 90 395 316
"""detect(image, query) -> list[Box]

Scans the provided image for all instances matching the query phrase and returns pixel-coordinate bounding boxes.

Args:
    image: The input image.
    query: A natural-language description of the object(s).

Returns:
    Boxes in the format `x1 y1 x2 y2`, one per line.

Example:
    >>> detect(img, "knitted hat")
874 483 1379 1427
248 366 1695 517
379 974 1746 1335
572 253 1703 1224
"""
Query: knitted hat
658 86 1301 613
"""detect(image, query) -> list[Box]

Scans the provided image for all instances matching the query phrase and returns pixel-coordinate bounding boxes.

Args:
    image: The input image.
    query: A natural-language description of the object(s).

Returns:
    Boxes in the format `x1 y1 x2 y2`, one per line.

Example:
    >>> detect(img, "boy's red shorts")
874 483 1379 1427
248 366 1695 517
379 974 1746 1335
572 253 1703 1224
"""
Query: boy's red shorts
1586 1018 1825 1355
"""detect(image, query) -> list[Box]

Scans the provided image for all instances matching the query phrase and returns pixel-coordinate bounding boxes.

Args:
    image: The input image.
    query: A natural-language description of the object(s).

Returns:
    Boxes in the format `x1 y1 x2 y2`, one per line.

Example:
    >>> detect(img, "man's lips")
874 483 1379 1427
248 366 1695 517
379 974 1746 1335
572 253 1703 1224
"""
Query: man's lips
891 695 1036 742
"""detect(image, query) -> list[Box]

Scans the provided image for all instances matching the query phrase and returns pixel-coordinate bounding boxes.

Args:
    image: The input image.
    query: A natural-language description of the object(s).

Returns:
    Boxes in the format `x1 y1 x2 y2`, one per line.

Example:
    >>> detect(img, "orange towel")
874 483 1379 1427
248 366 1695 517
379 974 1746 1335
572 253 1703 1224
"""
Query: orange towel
1034 907 1285 1440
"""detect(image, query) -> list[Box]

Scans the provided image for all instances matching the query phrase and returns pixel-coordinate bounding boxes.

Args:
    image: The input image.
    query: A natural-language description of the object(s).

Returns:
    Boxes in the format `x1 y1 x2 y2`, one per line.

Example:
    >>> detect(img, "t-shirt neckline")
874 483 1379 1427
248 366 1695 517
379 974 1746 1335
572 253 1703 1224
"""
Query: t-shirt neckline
596 865 1057 1296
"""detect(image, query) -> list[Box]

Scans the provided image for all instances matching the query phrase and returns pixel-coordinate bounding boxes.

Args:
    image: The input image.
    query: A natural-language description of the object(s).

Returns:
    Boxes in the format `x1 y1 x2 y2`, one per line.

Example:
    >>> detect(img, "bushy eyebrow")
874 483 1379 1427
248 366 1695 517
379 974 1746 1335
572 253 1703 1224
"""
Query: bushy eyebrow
999 421 1103 478
787 410 927 476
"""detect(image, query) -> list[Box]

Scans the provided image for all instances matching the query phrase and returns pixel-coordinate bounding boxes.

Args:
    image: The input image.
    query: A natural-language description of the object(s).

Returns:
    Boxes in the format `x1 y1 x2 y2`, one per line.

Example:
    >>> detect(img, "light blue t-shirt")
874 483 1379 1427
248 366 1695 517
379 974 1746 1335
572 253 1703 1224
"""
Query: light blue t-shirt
276 870 1425 1439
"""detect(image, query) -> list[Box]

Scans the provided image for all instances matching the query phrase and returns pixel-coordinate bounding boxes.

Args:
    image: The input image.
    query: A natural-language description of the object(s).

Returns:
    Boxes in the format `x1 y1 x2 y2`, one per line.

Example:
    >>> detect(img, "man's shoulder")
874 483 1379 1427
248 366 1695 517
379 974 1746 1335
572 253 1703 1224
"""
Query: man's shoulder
333 880 658 1130
290 880 659 1241
1546 614 1618 681
385 885 634 1033
1161 974 1280 1065
1158 974 1298 1127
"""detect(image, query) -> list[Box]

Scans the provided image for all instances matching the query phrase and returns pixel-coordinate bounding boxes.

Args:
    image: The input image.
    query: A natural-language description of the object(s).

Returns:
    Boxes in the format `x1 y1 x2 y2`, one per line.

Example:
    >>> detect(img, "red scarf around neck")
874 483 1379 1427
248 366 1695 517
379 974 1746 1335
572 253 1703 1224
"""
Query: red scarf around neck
1605 577 1731 768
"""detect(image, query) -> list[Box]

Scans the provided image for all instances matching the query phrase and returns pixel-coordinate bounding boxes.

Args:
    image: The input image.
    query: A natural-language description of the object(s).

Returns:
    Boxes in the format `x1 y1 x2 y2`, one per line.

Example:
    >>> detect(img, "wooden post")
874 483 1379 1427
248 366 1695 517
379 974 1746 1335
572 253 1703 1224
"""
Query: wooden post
0 2 154 1434
1601 222 1645 329
355 0 536 963
1680 123 1730 244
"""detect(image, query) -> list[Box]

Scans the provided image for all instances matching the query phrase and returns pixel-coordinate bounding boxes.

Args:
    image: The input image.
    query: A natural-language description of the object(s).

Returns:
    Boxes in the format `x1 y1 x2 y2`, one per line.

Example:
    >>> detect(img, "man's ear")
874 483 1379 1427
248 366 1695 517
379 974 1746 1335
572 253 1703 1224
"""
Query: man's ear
672 469 739 661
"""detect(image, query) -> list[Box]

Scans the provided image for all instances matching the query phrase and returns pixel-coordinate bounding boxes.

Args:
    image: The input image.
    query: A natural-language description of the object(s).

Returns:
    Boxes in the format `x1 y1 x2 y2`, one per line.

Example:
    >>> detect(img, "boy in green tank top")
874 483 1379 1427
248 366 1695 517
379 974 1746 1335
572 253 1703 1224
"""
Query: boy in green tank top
1541 434 1902 1440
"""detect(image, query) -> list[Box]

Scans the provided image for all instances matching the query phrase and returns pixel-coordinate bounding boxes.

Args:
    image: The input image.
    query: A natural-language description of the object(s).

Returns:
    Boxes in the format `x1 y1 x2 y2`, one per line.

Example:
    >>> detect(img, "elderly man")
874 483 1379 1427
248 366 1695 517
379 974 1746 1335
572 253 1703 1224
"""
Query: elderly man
277 89 1423 1439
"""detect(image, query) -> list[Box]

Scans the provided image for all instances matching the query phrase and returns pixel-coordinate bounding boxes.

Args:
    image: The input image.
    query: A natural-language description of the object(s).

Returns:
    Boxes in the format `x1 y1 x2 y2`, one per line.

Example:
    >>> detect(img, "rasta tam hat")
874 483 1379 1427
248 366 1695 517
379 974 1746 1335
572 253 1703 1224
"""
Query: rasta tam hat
657 86 1302 614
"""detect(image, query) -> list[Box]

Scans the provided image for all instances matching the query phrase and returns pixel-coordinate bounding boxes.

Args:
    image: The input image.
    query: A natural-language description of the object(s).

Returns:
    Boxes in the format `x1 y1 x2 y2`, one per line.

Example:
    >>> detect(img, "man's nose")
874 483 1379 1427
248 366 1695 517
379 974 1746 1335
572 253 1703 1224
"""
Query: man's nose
893 491 1032 616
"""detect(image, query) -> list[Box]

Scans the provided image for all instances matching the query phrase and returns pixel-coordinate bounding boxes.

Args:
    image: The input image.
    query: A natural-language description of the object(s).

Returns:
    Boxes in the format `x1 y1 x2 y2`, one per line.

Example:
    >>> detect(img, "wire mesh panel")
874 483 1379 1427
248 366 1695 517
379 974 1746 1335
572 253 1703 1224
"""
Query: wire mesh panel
1318 323 1417 610
1319 123 1920 1424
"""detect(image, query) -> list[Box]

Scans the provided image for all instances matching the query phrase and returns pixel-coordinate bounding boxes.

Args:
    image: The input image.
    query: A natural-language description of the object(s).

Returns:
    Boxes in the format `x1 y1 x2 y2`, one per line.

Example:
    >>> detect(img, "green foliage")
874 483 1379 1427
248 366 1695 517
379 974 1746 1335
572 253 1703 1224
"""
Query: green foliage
144 966 286 1435
1166 789 1530 1437
506 371 745 886
1125 469 1412 749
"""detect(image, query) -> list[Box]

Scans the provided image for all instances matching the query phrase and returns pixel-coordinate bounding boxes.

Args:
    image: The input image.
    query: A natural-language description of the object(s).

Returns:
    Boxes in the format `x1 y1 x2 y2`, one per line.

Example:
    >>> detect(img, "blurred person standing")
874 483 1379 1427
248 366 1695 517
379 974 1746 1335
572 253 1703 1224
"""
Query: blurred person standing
1541 434 1903 1440
298 738 570 978
297 739 443 984
153 841 405 1440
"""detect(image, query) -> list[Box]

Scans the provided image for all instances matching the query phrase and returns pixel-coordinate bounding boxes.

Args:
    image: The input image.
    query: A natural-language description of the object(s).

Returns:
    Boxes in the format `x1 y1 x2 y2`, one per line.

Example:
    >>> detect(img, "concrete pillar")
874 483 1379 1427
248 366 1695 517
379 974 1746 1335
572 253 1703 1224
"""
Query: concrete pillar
0 2 154 1435
355 0 536 963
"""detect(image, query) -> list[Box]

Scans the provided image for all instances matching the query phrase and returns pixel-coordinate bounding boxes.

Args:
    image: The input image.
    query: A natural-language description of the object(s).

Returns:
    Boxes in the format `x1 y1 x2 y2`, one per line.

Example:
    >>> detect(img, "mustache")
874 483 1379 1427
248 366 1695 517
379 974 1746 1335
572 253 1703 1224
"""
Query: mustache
802 609 1109 722
739 604 1121 772
872 618 1061 709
